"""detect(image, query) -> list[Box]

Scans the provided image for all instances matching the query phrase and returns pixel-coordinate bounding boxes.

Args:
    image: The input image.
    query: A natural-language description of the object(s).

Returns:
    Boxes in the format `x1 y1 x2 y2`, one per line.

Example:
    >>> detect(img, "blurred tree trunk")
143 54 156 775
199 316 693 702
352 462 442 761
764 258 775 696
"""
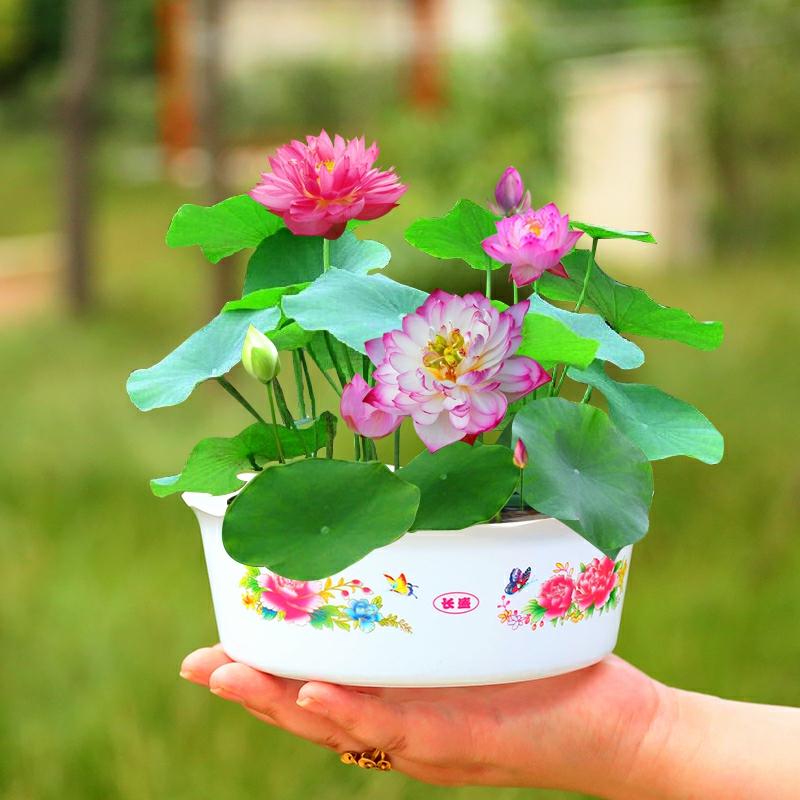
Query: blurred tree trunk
193 0 235 311
156 0 196 162
61 0 105 315
409 0 443 110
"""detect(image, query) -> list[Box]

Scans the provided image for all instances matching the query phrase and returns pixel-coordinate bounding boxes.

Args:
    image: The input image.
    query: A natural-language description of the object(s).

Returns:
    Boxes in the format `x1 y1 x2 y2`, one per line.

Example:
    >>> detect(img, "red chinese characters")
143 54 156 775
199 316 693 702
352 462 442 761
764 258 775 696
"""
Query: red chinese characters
433 592 480 615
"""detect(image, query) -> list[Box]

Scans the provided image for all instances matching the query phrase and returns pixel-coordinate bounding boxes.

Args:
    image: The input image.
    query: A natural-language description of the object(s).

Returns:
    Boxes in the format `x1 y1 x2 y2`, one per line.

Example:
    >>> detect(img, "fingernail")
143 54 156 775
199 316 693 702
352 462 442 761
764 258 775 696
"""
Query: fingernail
210 685 243 703
179 670 194 681
297 695 327 715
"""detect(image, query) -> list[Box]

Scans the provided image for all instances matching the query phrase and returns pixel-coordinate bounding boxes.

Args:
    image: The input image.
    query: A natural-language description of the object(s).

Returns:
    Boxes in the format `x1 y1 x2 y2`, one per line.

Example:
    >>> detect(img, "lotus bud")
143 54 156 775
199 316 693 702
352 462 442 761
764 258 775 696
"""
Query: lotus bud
241 324 281 384
494 167 525 215
513 439 528 469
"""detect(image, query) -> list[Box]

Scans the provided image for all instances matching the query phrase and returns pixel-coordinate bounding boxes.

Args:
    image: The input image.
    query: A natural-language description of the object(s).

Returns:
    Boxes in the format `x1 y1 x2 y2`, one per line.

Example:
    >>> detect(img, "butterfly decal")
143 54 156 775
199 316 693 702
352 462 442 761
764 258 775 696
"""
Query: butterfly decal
384 572 419 598
505 566 531 595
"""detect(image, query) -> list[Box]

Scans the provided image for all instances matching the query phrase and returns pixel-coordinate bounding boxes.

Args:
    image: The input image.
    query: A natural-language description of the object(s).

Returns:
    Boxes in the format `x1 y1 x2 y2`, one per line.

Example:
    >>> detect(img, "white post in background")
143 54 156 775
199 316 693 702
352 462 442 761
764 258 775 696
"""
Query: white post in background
559 49 710 271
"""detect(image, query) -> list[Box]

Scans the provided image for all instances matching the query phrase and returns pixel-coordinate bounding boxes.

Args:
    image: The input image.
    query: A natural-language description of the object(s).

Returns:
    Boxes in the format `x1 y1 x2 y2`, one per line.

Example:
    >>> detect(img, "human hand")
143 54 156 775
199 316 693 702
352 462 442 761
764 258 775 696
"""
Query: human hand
179 645 665 796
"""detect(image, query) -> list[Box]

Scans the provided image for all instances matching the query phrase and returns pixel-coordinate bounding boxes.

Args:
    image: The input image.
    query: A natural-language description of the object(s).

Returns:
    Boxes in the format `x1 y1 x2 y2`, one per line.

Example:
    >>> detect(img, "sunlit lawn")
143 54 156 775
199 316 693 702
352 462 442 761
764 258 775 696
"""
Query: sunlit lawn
1 136 799 800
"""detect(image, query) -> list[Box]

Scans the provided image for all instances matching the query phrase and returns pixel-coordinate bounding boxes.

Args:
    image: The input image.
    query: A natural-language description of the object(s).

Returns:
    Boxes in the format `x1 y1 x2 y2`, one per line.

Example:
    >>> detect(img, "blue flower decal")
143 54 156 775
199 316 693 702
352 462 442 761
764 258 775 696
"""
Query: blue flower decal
345 598 382 632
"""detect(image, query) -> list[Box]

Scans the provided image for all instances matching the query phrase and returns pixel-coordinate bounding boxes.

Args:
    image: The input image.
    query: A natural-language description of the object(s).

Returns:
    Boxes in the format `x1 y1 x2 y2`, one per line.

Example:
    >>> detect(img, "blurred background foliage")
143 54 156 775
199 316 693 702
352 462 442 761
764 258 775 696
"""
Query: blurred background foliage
0 1 799 799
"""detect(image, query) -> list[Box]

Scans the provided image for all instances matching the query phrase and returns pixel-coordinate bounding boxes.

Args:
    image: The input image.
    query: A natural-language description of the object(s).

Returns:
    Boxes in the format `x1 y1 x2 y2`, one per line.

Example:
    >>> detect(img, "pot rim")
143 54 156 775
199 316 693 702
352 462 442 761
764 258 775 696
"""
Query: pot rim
182 485 555 539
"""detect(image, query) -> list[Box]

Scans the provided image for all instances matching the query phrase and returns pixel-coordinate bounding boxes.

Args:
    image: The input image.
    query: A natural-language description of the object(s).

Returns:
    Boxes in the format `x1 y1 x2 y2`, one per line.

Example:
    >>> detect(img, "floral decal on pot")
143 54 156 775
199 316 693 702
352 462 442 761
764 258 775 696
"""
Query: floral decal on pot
497 557 628 631
240 568 413 634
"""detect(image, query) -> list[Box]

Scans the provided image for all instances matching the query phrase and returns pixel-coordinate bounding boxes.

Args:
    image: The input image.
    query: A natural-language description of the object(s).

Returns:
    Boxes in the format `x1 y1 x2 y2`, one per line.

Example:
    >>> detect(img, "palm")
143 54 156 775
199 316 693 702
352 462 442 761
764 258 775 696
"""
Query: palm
181 646 659 790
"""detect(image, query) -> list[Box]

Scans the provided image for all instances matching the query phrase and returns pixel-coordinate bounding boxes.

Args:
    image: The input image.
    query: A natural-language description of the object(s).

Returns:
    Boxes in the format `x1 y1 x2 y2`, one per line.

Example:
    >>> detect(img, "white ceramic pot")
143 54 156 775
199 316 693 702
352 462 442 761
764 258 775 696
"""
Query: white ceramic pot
184 490 632 688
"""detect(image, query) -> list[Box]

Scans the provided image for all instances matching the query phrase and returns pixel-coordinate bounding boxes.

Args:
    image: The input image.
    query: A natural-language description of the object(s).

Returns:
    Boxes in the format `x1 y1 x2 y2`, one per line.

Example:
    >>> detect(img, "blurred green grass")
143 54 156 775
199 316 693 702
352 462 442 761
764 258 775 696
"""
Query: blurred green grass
1 136 799 800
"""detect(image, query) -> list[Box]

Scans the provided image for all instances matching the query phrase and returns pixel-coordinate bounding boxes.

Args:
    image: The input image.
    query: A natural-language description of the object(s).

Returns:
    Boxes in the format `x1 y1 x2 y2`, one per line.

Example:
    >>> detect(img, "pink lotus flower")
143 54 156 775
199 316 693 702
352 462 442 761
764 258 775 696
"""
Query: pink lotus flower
250 130 407 239
537 574 576 619
481 203 583 286
574 557 617 611
365 291 550 452
340 373 405 439
491 166 531 216
257 572 323 623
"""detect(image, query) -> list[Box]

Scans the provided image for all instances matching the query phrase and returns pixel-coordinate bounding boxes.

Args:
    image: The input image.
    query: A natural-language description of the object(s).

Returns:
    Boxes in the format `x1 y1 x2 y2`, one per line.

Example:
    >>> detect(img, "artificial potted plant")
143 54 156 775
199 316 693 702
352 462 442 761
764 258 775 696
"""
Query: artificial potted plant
127 132 723 687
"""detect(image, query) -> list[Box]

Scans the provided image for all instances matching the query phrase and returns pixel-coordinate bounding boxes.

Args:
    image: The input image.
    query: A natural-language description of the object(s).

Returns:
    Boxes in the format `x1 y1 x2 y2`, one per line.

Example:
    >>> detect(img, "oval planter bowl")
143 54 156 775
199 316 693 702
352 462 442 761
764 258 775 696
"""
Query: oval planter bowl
185 490 632 688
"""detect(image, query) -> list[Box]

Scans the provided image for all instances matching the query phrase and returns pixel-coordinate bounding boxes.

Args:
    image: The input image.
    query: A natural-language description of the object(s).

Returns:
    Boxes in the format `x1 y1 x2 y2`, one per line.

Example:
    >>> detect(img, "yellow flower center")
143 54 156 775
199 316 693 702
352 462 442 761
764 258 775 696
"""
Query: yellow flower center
320 159 336 173
423 329 467 381
526 220 543 236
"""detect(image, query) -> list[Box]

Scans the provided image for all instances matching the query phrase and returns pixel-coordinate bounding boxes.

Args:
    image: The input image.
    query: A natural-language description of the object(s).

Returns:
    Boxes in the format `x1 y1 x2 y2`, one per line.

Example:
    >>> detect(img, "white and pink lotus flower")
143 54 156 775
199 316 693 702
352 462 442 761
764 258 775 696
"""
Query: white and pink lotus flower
129 131 724 583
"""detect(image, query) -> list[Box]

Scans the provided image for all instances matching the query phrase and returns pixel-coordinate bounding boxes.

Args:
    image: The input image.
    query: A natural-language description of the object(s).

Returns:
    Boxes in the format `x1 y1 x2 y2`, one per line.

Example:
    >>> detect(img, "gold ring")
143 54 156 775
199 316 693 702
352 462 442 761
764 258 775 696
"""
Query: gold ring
340 748 392 771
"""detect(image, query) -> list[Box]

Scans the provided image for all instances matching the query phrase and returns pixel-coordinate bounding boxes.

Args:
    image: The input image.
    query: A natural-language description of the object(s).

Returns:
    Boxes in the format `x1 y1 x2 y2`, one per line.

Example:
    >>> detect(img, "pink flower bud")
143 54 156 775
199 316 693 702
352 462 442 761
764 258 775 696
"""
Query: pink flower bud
513 439 528 469
340 374 405 439
493 167 525 215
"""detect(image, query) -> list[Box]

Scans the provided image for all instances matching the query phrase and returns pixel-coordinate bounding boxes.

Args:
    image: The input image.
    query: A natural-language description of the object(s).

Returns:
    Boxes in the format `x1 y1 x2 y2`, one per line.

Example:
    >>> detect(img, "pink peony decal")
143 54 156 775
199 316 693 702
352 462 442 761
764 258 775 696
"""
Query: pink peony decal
257 572 324 623
537 574 576 619
574 557 617 611
481 203 583 286
250 130 407 239
365 291 550 452
340 373 405 438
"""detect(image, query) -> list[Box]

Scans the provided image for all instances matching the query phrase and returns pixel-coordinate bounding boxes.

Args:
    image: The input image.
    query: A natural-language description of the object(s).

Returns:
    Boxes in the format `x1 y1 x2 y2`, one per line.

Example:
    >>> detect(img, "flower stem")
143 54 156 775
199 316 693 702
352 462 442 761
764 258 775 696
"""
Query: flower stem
306 345 342 396
298 349 318 455
292 351 307 419
353 433 361 461
581 385 594 404
573 237 599 313
322 238 331 272
519 469 525 510
216 377 266 425
393 426 401 471
265 381 285 463
485 268 492 300
298 349 317 417
273 377 309 458
324 331 349 389
513 281 519 304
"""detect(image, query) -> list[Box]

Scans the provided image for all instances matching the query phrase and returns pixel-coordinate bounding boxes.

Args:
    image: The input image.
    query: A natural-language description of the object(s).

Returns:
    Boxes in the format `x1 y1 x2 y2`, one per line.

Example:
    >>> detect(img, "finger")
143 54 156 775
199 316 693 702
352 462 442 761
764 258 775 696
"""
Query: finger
296 682 470 764
208 663 367 753
180 645 233 686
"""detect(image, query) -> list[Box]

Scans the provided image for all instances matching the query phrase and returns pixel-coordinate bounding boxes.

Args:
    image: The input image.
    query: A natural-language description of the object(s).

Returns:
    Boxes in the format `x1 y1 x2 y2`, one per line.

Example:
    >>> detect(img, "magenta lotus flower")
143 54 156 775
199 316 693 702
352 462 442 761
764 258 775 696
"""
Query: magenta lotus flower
340 374 405 439
491 166 531 216
250 130 407 239
481 203 583 286
365 291 550 452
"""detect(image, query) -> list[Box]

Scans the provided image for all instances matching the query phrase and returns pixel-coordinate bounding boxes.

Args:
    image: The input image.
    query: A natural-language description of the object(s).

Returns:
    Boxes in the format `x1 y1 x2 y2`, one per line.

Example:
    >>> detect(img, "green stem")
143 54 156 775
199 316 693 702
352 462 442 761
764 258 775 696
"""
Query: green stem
353 434 361 461
292 351 307 419
215 377 266 425
322 238 331 272
485 268 492 300
519 469 525 510
306 346 342 396
360 435 375 461
272 377 309 458
581 385 594 404
393 426 401 471
551 364 569 396
573 238 599 313
298 350 317 417
265 382 285 464
298 349 318 455
513 281 519 304
324 331 349 389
